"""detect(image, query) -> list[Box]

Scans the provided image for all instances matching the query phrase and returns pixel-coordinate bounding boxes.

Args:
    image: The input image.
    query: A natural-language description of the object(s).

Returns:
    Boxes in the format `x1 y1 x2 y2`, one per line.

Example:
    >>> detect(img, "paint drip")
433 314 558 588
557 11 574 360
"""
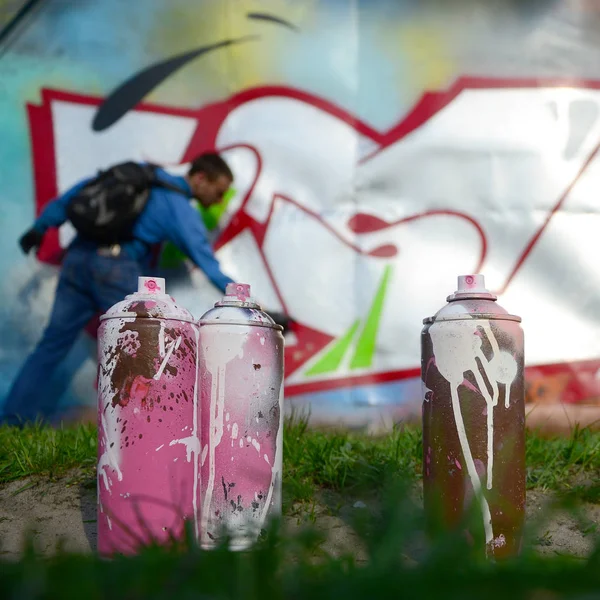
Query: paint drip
421 274 525 559
197 283 284 550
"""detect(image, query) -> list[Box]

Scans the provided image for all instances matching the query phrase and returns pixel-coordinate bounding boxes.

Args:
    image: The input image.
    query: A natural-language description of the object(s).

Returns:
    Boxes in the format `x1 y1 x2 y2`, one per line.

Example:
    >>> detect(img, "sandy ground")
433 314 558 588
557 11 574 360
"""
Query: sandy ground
0 473 598 560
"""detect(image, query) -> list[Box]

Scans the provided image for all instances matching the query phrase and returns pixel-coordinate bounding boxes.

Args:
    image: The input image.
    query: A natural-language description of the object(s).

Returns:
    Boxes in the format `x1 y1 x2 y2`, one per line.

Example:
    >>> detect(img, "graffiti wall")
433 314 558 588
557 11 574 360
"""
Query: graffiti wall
1 0 600 425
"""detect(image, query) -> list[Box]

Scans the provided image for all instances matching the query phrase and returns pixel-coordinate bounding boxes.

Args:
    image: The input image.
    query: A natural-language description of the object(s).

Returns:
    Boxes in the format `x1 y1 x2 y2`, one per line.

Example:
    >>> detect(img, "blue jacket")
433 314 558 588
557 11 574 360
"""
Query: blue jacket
33 167 234 293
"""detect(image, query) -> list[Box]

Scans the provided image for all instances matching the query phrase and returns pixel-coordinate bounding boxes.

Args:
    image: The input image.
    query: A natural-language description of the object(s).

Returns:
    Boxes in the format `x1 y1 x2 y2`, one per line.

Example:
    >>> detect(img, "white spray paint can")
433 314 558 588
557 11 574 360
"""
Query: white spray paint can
97 276 200 556
197 283 284 550
421 274 525 558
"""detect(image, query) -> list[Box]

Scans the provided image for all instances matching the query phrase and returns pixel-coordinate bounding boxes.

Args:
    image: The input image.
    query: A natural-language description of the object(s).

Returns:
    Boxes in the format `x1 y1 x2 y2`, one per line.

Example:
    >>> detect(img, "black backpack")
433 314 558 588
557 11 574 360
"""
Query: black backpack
65 161 186 245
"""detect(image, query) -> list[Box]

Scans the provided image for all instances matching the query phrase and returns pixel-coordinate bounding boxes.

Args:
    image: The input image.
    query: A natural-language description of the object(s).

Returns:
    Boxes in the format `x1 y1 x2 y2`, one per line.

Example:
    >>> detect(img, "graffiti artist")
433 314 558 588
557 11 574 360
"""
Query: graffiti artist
2 153 265 426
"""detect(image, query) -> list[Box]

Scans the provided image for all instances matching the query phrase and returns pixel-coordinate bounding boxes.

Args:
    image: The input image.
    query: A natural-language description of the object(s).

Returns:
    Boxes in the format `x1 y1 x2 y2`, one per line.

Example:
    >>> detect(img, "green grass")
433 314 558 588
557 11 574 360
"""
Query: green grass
526 426 599 496
0 494 599 600
0 419 598 503
0 420 599 598
0 422 97 484
282 419 422 506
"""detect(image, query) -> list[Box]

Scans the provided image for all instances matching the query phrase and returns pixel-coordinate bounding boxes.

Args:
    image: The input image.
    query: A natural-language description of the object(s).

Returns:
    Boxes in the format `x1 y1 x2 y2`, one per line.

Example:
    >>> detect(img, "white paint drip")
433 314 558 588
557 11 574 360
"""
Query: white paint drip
155 444 164 452
158 321 166 357
201 364 227 537
98 410 123 493
191 326 200 538
107 516 113 531
153 336 182 380
239 438 244 448
200 326 250 543
263 454 270 465
471 362 496 489
163 327 200 537
429 320 518 549
97 317 140 495
260 337 265 346
226 412 230 422
450 385 493 545
260 380 284 526
201 444 209 466
251 439 261 453
489 349 519 409
169 435 200 462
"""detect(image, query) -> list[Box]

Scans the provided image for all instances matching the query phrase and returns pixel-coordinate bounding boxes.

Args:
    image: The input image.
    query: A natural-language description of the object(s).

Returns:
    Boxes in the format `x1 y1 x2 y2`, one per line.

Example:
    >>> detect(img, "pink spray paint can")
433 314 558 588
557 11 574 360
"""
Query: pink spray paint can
197 283 284 550
97 276 200 556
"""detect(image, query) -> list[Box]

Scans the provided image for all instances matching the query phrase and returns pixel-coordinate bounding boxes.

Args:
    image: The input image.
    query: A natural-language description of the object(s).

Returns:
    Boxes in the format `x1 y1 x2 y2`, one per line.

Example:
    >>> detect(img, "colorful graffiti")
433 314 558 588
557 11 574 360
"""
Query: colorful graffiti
2 0 600 424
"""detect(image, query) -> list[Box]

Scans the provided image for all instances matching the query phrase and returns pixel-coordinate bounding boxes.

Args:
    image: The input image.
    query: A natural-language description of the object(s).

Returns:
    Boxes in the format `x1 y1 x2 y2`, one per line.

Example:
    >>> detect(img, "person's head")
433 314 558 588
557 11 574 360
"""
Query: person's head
186 153 234 208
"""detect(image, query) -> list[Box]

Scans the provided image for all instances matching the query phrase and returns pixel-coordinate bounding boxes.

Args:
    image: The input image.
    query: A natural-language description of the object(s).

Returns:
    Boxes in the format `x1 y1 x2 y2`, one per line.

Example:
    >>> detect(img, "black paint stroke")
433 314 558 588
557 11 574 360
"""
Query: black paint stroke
0 0 44 53
247 12 299 32
93 36 258 131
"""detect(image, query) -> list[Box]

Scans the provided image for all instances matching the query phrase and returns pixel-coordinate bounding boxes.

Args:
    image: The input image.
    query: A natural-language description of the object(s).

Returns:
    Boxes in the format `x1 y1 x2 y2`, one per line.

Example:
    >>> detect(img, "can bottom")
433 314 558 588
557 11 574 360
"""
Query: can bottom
200 538 255 552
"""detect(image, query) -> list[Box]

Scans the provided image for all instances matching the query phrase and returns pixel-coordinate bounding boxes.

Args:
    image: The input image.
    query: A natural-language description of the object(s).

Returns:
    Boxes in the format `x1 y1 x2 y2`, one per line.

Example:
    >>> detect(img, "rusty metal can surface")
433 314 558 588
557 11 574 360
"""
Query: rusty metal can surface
421 274 525 558
198 283 284 550
97 276 200 556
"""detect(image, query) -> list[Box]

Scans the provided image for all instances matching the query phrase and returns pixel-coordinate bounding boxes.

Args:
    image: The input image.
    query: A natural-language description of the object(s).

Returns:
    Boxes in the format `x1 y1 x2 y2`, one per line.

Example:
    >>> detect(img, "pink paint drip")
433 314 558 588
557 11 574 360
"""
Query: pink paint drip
462 378 481 395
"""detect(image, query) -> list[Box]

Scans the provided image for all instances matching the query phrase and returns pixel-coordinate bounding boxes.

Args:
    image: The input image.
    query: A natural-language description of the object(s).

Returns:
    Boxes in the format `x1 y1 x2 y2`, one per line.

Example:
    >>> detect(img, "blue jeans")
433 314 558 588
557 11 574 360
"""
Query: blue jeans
2 246 141 425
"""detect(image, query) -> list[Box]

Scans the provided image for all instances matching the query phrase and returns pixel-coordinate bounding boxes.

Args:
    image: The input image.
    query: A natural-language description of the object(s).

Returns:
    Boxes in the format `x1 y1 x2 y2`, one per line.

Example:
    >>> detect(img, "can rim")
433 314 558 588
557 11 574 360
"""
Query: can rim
423 313 522 324
198 318 283 331
99 313 198 324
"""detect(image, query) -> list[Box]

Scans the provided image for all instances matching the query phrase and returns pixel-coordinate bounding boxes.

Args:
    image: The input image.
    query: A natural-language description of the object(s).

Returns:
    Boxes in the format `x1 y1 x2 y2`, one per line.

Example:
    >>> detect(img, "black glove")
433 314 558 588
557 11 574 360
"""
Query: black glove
268 311 293 333
19 228 44 255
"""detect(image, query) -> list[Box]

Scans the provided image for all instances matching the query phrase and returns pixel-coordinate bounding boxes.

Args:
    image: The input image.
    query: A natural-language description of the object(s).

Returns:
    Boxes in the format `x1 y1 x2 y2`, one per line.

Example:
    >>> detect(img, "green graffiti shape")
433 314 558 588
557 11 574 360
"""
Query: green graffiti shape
159 188 236 269
305 319 361 377
349 265 393 370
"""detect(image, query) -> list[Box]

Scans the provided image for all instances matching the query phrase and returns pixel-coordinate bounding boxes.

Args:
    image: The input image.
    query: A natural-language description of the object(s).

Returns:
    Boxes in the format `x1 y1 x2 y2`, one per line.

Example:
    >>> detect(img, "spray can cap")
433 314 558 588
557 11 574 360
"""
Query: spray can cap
423 273 521 324
447 273 497 302
138 276 167 295
198 282 281 329
99 276 194 322
225 283 252 302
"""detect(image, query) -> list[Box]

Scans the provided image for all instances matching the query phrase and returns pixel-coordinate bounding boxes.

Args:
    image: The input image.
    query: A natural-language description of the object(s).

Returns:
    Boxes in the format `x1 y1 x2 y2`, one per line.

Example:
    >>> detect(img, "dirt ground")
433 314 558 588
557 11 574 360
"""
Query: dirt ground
0 472 598 560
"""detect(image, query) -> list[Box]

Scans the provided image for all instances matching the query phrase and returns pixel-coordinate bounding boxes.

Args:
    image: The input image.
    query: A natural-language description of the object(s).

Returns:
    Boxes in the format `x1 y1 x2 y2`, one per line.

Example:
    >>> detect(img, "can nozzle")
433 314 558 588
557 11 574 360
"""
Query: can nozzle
457 274 487 294
447 273 497 302
225 283 251 302
138 276 166 295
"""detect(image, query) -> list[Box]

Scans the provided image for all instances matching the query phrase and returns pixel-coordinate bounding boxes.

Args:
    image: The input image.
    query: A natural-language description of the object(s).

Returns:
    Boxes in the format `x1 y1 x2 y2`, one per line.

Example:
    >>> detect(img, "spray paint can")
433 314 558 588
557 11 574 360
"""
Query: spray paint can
421 274 525 558
97 276 200 556
198 283 284 550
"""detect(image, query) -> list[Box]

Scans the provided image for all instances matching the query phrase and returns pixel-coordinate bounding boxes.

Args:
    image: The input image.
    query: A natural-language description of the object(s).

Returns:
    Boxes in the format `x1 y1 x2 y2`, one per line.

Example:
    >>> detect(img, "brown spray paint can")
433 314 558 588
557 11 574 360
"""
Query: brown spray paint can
421 274 525 558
